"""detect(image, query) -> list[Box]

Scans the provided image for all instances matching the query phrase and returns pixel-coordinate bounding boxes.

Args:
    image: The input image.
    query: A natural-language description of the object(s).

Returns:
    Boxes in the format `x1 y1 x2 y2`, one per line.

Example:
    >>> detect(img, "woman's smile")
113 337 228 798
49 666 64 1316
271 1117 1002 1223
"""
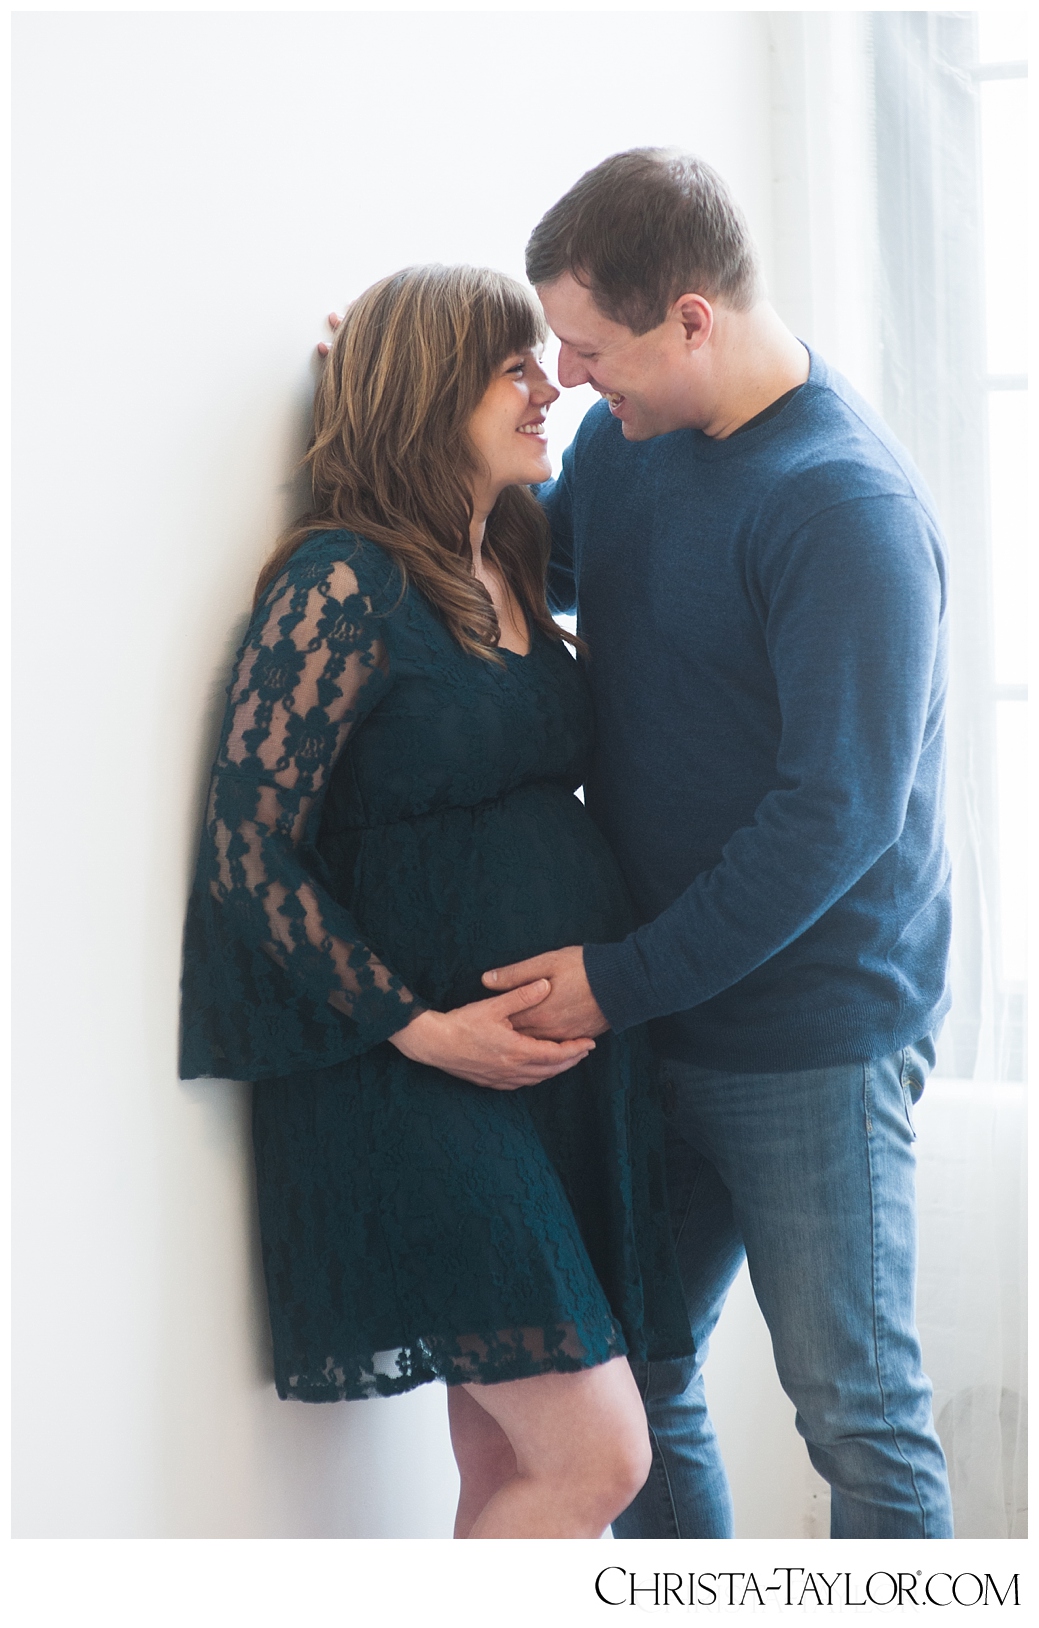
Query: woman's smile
467 349 559 501
516 415 548 438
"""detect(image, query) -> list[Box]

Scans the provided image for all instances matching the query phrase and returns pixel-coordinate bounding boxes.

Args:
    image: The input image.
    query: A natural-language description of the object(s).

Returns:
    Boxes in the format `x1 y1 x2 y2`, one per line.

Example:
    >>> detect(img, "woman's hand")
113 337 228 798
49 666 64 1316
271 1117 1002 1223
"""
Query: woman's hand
388 980 596 1089
316 311 342 358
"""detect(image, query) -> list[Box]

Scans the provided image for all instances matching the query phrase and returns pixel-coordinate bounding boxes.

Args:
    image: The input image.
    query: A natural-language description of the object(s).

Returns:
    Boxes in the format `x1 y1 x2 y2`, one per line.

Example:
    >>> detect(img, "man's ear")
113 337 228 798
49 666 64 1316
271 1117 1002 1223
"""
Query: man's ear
673 293 713 349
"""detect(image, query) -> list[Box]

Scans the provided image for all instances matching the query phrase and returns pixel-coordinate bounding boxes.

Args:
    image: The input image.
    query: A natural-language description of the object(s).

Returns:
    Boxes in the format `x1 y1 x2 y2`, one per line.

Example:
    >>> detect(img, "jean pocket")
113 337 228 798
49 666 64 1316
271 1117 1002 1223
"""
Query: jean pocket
898 1050 923 1137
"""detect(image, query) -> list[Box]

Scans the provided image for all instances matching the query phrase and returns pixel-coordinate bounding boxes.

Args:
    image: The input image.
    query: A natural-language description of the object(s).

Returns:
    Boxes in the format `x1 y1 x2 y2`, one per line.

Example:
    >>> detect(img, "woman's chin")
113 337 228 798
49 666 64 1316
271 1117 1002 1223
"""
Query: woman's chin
490 450 552 491
524 449 552 484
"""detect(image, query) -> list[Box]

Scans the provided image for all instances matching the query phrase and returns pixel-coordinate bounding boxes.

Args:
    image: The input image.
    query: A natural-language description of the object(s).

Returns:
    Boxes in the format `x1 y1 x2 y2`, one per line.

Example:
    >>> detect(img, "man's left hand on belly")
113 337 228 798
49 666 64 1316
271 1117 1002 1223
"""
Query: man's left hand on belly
483 946 609 1041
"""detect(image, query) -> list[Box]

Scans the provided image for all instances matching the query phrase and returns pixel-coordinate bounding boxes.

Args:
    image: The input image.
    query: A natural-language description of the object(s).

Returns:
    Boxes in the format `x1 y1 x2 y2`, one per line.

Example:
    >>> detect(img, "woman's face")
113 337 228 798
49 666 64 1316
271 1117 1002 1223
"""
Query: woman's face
466 350 560 504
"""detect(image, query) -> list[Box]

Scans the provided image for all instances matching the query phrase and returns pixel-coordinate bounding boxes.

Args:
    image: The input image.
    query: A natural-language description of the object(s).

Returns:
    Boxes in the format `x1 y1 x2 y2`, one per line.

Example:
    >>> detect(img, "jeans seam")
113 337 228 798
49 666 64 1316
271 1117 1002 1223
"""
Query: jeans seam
645 1423 683 1539
863 1057 931 1536
670 1155 706 1264
625 1364 684 1538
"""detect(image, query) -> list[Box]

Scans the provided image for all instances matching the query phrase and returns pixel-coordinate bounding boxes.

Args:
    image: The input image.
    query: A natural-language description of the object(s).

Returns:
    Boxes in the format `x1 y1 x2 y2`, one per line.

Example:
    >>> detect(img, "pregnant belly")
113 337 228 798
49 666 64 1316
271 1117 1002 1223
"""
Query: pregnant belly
335 782 634 1010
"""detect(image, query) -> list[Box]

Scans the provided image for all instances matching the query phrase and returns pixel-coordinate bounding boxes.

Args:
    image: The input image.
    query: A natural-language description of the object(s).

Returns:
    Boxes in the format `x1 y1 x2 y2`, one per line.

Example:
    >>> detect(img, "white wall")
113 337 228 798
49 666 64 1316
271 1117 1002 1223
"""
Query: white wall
14 7 789 1538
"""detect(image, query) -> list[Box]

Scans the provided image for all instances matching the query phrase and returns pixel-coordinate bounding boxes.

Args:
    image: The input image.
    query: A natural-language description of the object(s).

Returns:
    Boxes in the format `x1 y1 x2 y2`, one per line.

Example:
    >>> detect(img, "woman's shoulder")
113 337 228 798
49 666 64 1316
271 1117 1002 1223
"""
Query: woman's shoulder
271 528 403 611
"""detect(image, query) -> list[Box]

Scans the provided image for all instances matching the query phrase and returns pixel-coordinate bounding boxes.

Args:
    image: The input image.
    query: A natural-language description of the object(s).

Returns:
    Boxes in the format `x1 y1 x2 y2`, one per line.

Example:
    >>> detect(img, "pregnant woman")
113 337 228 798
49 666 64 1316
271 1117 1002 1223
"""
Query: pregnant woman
180 265 691 1538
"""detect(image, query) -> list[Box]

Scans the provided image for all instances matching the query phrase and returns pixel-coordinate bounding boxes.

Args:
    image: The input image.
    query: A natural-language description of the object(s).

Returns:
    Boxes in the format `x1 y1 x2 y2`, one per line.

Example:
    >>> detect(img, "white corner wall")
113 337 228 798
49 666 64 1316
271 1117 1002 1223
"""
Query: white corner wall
13 8 800 1538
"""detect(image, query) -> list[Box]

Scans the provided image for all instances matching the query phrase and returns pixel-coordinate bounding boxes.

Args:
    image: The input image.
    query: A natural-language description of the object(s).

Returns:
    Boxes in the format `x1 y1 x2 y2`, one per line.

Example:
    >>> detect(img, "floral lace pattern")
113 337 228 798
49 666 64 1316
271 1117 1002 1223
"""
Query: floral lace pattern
182 532 693 1398
181 543 421 1081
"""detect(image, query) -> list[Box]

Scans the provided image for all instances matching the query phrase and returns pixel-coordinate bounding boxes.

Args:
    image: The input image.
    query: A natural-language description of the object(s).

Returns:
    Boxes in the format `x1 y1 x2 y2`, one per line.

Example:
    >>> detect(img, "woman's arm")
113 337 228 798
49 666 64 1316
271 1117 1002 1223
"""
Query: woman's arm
182 542 593 1086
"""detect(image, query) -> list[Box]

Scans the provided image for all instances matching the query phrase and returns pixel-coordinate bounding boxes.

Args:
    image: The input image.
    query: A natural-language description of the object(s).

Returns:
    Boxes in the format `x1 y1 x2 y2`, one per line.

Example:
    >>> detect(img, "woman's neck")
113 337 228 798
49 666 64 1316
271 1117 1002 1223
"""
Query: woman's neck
469 513 489 571
467 505 530 656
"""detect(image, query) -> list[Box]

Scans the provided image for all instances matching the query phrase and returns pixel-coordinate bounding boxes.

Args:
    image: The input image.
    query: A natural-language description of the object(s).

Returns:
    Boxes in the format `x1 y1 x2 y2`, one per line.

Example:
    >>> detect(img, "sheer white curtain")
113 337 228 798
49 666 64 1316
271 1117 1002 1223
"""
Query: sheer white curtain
768 9 1027 1539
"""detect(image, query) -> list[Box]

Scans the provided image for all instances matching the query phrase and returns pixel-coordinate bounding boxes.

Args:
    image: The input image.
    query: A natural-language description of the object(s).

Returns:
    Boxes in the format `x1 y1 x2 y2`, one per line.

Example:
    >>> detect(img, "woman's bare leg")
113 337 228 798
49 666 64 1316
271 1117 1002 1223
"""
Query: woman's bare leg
456 1355 651 1538
447 1385 518 1538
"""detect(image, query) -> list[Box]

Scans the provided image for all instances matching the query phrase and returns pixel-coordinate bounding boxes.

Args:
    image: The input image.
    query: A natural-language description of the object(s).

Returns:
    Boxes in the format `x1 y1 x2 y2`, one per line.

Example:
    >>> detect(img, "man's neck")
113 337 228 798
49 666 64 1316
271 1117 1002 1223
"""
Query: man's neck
699 303 810 440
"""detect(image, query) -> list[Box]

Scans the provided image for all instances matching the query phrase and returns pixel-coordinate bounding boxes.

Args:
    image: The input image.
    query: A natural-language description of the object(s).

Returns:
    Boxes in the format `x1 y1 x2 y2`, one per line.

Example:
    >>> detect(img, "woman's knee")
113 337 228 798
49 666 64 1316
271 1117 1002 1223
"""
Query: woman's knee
462 1356 651 1522
589 1401 653 1517
551 1364 653 1520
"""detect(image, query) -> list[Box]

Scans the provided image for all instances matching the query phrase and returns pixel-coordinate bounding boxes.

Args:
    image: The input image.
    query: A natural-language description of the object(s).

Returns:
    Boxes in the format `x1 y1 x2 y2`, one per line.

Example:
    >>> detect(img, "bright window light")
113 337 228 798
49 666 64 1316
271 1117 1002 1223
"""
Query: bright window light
977 11 1028 64
996 699 1028 983
977 19 1029 1004
980 78 1028 377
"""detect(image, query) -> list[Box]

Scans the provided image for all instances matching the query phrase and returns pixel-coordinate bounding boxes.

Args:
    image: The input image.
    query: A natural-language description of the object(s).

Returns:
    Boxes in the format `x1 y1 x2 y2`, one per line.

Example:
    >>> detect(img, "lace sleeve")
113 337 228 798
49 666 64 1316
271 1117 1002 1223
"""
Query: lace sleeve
180 543 422 1081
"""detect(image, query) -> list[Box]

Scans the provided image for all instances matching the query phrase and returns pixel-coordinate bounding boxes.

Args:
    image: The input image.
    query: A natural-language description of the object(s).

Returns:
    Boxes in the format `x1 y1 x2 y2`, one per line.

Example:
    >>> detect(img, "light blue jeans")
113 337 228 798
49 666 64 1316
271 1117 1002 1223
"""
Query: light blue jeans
613 1043 954 1539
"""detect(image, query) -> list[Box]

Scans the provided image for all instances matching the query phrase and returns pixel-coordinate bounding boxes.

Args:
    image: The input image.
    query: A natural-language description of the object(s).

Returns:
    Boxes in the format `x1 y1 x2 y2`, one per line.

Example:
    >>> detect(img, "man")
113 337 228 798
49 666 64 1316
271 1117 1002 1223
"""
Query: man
483 149 954 1538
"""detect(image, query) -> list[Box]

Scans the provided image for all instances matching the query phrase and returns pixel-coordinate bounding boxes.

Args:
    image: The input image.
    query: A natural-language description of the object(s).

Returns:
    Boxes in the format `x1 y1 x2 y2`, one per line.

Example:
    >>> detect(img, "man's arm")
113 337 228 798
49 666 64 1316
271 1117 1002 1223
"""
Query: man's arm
536 439 578 615
489 493 946 1038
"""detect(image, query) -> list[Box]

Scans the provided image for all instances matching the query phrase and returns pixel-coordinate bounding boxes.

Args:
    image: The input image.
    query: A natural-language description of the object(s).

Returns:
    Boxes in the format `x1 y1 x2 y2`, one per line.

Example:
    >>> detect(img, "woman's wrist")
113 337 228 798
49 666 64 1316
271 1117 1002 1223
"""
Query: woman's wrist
388 1007 443 1063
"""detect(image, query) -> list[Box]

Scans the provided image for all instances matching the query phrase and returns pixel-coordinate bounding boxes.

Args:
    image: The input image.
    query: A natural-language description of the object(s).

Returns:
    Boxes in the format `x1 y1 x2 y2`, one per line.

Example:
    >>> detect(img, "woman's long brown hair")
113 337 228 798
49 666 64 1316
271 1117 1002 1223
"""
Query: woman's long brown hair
256 264 580 663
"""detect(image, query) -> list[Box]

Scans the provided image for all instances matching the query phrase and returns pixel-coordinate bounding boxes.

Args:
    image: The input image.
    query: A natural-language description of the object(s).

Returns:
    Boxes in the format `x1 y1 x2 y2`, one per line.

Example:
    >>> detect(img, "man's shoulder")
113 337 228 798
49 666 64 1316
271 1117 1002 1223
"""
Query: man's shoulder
561 356 943 545
788 358 938 522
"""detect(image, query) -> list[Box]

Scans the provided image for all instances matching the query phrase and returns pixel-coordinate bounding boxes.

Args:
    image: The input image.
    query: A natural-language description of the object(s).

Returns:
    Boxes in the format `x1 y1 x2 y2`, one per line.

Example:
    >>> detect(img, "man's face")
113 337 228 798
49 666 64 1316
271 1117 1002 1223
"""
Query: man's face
537 273 702 442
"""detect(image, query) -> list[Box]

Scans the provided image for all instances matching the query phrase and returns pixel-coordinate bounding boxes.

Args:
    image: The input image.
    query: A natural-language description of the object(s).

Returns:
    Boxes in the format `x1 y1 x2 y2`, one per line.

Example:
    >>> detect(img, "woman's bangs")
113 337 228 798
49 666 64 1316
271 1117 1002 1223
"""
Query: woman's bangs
492 278 549 362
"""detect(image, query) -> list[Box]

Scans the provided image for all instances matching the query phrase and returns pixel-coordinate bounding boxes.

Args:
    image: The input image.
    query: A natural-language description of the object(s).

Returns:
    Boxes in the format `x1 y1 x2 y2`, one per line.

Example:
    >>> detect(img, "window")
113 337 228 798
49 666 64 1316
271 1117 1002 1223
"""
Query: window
873 9 1028 1080
978 12 1028 1071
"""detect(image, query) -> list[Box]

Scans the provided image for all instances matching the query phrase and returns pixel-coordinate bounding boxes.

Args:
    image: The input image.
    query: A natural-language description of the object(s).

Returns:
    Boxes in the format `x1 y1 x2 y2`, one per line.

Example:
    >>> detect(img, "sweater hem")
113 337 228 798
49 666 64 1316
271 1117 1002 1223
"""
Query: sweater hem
648 991 951 1076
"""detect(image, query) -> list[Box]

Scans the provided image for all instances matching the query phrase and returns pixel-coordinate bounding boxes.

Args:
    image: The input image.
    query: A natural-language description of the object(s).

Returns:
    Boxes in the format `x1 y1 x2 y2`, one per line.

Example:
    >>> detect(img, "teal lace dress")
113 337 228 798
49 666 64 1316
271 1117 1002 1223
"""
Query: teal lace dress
180 531 692 1401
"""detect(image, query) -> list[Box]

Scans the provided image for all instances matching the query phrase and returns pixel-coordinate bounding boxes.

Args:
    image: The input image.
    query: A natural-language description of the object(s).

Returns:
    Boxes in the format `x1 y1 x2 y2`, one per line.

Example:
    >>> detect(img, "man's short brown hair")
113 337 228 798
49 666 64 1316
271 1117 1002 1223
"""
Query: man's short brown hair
525 148 761 334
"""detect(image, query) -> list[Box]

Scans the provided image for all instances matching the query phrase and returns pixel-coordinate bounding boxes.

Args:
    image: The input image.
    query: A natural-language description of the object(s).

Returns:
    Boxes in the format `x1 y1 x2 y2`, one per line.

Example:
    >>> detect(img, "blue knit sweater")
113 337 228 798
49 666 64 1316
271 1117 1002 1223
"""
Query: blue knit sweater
541 350 951 1072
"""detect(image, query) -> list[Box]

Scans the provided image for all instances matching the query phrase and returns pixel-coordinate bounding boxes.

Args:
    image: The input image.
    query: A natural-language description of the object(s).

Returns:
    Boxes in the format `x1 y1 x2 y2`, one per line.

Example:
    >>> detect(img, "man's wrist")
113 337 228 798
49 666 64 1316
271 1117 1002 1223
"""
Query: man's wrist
583 937 662 1034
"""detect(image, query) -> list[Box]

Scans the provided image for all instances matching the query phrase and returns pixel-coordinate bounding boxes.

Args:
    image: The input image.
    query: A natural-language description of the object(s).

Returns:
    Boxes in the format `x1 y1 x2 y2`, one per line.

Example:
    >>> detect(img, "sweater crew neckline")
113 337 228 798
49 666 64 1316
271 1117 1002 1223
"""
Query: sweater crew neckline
680 344 820 461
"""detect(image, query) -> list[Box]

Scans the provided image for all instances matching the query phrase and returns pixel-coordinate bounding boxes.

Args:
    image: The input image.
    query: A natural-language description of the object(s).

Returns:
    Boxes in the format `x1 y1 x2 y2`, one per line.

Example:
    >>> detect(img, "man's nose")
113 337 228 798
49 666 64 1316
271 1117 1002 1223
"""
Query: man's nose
556 345 590 389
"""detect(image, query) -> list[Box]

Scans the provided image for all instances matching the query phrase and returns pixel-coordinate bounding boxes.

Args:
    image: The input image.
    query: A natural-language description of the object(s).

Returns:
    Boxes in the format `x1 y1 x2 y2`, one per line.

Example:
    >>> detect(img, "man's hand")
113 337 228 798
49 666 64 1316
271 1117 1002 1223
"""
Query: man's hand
482 947 609 1041
389 980 596 1089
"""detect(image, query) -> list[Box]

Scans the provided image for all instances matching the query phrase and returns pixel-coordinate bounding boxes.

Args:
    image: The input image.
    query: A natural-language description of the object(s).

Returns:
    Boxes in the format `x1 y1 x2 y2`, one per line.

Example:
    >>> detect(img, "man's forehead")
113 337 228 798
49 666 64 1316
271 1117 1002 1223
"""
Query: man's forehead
538 275 624 345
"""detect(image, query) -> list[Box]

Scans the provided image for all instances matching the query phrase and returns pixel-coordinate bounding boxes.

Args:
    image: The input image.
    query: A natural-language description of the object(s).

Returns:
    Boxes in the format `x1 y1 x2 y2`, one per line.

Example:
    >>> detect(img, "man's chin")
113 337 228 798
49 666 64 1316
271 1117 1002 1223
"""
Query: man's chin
605 396 654 441
619 407 683 442
620 418 654 442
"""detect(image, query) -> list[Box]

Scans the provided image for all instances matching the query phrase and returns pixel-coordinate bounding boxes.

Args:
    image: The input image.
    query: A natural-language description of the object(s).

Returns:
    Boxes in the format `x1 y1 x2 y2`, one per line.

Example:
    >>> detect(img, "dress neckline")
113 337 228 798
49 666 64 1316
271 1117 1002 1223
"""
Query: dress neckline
498 621 537 662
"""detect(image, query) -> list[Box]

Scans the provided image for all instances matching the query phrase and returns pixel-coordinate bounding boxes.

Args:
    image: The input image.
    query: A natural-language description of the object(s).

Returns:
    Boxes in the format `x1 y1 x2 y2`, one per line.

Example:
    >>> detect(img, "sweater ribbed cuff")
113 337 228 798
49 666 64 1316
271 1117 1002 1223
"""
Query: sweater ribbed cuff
583 937 662 1035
